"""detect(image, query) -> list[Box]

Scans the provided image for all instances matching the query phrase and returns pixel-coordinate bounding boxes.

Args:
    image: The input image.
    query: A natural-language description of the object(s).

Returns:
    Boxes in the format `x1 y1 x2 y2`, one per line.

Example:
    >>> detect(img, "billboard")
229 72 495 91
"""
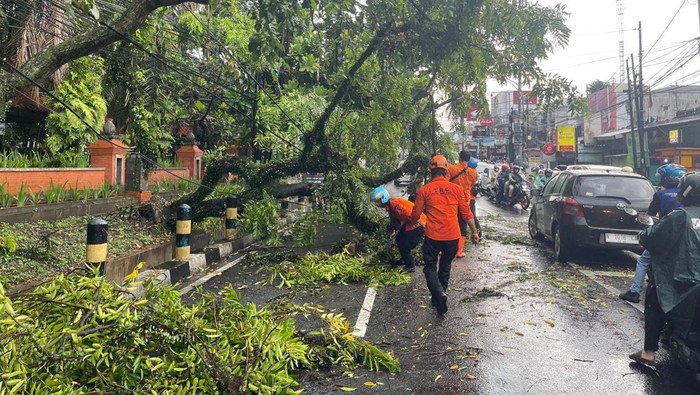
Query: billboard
557 125 576 152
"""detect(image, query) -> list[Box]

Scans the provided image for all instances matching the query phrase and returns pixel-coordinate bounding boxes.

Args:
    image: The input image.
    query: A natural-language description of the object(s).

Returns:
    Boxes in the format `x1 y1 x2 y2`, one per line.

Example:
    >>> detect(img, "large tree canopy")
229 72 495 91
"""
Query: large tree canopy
1 0 578 224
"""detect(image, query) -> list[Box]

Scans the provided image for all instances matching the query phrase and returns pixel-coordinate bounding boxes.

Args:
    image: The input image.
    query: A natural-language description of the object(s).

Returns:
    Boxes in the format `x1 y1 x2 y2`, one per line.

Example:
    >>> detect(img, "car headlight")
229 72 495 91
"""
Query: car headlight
624 207 638 216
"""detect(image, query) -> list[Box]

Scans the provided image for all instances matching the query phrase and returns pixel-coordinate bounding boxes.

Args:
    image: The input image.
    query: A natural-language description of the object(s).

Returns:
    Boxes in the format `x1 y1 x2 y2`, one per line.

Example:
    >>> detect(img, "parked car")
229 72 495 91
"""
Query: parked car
394 174 413 186
565 164 623 172
528 169 655 261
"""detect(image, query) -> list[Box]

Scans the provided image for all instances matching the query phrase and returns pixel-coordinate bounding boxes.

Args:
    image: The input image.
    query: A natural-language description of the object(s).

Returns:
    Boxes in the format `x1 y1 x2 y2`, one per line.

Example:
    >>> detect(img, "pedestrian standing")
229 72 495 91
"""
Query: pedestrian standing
447 151 480 257
369 186 426 273
411 155 479 316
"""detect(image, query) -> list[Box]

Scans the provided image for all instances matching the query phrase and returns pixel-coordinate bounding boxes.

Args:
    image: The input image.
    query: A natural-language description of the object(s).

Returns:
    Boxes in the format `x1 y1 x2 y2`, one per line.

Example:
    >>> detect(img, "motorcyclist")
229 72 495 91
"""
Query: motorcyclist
619 163 687 303
505 165 524 200
534 168 552 191
370 186 426 273
487 165 500 194
495 164 511 204
629 171 700 367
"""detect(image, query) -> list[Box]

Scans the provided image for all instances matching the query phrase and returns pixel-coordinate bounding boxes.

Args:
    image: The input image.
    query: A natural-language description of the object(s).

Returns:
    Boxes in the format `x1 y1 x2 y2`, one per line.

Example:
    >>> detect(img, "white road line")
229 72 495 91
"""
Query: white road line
178 255 246 295
567 262 644 313
352 286 377 338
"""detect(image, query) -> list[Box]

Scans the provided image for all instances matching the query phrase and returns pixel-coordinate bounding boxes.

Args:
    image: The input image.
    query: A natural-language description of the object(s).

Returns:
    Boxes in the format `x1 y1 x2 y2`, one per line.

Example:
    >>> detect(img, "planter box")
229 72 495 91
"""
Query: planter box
0 196 135 224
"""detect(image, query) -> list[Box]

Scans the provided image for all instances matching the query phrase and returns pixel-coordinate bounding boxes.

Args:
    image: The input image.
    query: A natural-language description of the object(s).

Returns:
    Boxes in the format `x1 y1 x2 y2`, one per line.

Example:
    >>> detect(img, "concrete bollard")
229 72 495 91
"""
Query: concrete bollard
175 204 191 261
225 196 238 240
86 219 108 275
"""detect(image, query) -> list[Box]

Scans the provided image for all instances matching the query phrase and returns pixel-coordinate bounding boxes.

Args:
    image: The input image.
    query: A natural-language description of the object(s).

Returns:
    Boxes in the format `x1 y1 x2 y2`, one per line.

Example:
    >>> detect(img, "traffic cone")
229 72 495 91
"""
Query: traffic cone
456 236 466 258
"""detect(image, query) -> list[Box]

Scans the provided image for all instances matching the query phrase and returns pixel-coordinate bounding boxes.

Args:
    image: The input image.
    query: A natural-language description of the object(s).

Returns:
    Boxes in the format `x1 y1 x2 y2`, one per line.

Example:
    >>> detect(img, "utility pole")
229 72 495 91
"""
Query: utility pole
631 55 644 174
626 59 638 171
637 21 648 177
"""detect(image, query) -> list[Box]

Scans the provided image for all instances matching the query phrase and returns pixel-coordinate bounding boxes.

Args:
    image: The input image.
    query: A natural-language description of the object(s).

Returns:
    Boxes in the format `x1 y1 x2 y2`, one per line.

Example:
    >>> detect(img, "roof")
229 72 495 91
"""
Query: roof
561 169 646 178
594 129 631 141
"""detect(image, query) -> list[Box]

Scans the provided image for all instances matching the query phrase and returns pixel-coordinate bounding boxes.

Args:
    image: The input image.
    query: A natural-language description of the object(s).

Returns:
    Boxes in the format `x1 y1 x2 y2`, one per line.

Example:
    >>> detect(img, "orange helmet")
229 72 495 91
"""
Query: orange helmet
429 155 449 170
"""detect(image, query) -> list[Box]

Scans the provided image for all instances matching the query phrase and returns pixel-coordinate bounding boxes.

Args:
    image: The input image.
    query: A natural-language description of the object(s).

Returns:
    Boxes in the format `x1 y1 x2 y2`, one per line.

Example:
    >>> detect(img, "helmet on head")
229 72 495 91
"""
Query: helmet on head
544 169 553 177
538 169 545 175
468 158 478 169
429 155 449 170
556 164 567 171
501 164 510 171
658 163 687 188
677 172 700 205
369 186 390 204
512 165 521 172
621 166 633 173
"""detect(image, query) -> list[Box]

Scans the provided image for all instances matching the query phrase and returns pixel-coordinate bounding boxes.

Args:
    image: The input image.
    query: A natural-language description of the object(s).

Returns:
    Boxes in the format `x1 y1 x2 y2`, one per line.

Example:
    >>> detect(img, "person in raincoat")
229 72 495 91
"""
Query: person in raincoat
370 186 426 273
629 172 700 367
411 155 479 316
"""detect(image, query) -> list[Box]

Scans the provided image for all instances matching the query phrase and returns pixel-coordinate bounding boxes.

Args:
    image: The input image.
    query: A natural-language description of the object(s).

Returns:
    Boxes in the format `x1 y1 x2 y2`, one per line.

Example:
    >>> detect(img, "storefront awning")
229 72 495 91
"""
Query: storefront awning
595 129 631 141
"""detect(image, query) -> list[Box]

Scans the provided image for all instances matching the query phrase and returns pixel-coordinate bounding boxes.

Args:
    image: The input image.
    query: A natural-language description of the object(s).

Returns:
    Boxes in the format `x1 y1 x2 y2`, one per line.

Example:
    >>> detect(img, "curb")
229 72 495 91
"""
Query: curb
132 234 260 296
130 216 298 296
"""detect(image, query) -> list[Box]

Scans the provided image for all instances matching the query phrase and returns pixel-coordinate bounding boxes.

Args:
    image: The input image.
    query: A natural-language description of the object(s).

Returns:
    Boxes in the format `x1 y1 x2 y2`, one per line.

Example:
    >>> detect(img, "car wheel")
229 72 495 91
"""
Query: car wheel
553 225 571 262
520 195 530 210
528 211 543 240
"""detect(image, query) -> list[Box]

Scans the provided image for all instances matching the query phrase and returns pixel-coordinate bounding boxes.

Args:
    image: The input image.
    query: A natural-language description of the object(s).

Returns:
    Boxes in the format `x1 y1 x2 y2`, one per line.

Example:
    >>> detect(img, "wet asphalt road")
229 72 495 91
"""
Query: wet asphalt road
185 195 699 394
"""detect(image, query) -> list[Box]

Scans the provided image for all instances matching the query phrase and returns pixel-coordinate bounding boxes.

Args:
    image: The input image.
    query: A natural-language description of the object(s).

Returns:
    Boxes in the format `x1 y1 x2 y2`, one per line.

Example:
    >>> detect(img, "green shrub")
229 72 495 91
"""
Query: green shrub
14 183 28 208
238 192 282 245
44 180 67 204
0 182 10 208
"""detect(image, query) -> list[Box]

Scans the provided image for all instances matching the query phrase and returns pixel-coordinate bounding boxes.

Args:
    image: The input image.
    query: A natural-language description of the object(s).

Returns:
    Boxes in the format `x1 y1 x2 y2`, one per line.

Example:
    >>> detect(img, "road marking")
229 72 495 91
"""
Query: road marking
178 255 245 295
352 286 377 338
567 262 644 313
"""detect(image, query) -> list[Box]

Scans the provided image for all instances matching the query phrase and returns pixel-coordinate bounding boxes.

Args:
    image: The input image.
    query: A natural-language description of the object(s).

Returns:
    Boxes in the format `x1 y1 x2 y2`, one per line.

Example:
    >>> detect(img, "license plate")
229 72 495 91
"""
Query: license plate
604 233 639 244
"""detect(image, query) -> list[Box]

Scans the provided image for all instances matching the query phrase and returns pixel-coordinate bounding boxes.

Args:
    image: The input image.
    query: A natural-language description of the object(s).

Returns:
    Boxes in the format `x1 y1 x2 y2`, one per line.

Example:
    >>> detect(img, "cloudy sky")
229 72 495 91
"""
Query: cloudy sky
488 0 700 94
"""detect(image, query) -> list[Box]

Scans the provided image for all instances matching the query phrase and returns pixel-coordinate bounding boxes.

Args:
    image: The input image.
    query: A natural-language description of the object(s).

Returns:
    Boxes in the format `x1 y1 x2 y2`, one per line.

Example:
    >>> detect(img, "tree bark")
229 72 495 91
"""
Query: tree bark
0 0 209 107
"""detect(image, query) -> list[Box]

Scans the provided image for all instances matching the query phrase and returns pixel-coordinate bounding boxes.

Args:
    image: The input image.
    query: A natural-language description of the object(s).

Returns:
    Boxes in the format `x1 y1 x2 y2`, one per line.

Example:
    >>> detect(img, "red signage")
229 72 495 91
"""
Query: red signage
542 143 556 156
467 104 479 121
513 91 538 105
479 117 494 127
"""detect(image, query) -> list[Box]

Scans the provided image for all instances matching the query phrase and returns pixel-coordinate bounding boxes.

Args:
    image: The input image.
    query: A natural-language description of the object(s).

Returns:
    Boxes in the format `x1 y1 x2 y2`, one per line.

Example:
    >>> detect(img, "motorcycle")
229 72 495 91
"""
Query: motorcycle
636 212 700 380
498 180 530 210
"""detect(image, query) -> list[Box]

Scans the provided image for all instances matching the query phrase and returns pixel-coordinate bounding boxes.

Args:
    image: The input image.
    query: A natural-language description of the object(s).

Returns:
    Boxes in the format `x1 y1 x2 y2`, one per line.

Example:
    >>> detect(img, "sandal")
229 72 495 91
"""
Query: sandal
629 350 660 367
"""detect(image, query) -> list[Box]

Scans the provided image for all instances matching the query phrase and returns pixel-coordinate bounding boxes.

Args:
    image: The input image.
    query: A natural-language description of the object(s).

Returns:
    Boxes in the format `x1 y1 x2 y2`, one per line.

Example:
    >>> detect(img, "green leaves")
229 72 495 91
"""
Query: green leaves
0 271 399 393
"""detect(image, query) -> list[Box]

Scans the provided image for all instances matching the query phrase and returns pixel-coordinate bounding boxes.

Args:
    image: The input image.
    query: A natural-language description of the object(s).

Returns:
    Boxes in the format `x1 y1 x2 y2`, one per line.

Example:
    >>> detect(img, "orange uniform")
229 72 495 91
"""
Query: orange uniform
447 162 478 201
387 198 426 231
410 176 473 241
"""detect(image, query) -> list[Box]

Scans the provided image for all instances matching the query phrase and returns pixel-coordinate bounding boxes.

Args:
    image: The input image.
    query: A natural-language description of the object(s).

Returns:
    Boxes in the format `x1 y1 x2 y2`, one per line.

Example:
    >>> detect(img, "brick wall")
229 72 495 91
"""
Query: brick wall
0 168 106 195
147 168 190 186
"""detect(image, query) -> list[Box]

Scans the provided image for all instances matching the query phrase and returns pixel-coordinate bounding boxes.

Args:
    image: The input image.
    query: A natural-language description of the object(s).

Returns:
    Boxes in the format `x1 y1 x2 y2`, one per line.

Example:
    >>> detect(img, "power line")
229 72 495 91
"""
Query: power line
2 58 218 192
183 4 309 136
643 0 686 61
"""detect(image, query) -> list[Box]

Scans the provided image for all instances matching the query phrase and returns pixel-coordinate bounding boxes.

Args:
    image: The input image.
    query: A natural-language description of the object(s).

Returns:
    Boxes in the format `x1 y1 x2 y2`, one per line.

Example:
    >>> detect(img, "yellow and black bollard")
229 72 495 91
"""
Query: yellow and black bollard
86 218 108 275
175 204 191 261
225 196 238 240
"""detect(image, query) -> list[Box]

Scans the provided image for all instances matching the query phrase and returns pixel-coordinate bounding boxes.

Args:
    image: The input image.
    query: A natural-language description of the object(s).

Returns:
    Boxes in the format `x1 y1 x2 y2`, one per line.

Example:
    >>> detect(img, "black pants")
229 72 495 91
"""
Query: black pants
422 237 458 297
396 226 423 269
644 281 666 351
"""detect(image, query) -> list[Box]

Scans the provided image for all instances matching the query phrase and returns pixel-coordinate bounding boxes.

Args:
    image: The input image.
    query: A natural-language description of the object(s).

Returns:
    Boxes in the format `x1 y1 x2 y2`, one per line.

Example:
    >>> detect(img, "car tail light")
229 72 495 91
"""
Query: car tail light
562 197 584 217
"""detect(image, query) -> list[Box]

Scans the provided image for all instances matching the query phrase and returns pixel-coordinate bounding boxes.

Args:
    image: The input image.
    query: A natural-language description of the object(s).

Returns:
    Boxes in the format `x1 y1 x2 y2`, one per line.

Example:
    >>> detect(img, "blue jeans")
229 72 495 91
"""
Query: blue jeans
630 249 651 294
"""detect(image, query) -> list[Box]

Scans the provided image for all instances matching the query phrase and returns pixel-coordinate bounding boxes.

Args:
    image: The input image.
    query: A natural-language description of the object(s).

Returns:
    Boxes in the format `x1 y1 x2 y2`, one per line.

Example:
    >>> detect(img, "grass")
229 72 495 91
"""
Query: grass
0 211 171 287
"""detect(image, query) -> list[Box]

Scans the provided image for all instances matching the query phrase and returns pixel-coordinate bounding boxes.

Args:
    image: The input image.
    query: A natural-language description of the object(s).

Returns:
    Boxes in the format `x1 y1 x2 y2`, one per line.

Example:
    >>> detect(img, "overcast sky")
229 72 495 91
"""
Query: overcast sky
487 0 700 95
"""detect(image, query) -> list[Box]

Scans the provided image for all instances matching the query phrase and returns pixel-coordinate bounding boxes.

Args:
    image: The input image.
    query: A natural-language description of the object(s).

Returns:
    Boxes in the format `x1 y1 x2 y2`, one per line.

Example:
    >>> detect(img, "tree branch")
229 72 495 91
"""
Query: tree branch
1 0 210 105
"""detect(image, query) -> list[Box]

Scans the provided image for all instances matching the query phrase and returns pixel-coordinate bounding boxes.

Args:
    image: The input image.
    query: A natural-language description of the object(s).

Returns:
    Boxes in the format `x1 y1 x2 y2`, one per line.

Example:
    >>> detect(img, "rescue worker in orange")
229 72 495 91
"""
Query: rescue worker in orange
411 155 479 316
370 186 426 273
447 150 480 257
